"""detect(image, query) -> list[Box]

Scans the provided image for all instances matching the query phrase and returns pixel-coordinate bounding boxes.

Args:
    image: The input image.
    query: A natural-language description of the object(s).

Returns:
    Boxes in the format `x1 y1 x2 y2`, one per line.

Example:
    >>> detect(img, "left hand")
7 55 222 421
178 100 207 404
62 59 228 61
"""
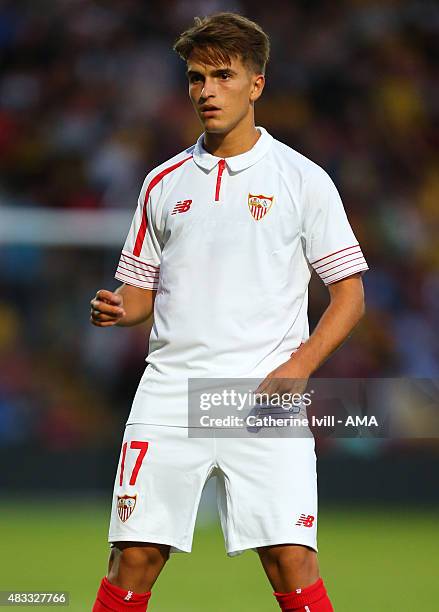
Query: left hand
254 354 313 400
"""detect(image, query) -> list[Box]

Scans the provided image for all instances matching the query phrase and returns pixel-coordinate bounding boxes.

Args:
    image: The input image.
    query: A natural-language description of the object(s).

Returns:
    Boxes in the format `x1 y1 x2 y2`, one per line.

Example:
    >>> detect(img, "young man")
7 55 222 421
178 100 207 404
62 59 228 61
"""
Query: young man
90 13 367 612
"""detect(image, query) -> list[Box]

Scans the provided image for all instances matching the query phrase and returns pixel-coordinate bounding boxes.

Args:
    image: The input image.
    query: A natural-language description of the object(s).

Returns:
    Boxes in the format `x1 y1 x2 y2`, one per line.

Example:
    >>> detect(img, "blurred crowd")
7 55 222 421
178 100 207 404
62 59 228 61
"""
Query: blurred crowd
0 0 438 451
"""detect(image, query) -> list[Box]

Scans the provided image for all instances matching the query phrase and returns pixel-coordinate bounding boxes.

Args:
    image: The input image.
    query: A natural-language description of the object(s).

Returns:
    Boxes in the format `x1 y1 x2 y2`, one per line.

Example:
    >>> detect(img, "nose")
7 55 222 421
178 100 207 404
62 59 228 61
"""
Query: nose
200 78 216 100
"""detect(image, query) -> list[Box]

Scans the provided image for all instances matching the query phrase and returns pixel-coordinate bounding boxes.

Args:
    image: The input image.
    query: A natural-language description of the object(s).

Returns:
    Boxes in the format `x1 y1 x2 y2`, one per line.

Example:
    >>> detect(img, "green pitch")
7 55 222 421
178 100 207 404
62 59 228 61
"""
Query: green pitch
1 501 437 611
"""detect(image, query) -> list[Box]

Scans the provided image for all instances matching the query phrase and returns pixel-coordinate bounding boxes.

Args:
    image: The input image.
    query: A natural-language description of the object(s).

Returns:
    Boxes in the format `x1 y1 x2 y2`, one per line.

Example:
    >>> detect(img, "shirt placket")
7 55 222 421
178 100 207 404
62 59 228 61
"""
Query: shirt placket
213 159 227 204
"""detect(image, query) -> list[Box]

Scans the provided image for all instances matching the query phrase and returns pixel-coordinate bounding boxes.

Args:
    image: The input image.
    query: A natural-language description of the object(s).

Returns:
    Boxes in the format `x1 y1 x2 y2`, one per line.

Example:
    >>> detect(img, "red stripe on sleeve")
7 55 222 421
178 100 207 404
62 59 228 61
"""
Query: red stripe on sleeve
117 263 158 280
319 255 365 277
323 261 368 281
310 244 360 266
115 270 158 288
133 156 192 257
314 248 361 271
120 251 159 270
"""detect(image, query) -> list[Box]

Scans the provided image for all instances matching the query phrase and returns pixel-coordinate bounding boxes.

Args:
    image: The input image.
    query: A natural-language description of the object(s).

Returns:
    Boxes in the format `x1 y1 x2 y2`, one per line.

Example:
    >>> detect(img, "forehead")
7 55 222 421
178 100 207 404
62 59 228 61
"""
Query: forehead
187 51 247 74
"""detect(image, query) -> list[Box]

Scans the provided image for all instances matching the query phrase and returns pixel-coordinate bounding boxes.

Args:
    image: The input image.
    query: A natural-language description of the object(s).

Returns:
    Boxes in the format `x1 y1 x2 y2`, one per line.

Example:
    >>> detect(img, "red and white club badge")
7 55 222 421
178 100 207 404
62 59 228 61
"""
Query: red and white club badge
117 494 137 522
248 194 274 221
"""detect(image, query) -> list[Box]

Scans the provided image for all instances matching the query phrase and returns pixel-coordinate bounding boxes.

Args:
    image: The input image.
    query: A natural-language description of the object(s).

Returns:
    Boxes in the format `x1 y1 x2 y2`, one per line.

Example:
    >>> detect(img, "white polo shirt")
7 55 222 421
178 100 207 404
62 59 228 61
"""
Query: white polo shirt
115 127 368 425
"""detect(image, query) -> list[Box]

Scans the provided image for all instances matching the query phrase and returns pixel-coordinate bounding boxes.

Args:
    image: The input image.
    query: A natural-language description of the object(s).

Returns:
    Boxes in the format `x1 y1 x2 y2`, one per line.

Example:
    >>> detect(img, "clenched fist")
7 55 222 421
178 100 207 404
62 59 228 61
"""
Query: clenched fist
90 289 126 327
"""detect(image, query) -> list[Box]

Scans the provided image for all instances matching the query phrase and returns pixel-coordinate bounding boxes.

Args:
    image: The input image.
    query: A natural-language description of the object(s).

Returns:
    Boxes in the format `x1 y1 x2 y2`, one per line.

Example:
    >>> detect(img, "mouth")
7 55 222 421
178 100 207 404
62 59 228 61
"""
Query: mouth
200 106 221 117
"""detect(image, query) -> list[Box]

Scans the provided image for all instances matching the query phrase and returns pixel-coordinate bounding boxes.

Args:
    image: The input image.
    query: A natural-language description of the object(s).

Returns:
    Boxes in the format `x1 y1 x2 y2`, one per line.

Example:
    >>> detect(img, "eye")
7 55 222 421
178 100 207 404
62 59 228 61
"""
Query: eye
219 71 231 80
189 74 202 84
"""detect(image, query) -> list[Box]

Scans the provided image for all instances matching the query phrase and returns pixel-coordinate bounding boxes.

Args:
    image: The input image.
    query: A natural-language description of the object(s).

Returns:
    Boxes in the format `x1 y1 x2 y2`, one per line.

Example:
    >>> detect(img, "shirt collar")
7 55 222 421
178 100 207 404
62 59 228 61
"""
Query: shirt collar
192 126 273 172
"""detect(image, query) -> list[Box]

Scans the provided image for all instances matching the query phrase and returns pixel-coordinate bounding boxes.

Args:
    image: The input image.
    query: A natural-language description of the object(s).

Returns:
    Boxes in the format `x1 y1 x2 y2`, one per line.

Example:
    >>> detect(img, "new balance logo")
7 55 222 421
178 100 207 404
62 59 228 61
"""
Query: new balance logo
171 199 192 214
295 514 315 527
124 591 133 601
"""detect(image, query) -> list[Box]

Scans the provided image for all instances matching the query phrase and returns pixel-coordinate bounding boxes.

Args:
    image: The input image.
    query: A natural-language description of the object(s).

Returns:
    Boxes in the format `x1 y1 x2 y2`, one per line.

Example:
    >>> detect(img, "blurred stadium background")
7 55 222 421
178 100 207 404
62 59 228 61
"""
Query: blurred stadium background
0 0 438 610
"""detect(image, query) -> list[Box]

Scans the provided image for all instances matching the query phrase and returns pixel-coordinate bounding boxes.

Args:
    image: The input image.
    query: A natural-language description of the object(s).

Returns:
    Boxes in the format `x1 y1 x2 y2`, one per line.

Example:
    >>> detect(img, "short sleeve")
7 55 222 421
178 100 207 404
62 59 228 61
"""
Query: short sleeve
302 168 368 285
114 174 161 290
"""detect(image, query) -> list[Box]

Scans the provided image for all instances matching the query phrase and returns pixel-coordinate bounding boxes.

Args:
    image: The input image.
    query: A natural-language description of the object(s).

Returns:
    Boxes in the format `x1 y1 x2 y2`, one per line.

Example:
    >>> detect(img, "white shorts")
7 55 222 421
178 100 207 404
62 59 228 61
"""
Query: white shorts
108 423 318 556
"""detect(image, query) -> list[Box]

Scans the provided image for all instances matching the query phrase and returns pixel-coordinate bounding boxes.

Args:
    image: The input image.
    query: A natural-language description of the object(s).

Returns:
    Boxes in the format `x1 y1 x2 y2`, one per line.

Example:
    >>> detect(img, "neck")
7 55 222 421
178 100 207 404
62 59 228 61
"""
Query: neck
203 114 260 158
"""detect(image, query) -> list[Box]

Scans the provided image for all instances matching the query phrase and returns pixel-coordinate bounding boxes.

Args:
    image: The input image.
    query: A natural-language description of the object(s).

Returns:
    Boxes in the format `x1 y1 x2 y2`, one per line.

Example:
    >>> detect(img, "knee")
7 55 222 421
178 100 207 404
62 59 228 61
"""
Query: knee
111 542 170 572
258 544 316 573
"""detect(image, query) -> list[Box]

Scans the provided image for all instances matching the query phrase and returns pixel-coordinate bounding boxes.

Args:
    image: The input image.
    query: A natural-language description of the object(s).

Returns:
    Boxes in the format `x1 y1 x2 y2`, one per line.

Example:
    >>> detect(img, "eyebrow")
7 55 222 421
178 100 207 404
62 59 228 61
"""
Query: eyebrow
186 67 238 78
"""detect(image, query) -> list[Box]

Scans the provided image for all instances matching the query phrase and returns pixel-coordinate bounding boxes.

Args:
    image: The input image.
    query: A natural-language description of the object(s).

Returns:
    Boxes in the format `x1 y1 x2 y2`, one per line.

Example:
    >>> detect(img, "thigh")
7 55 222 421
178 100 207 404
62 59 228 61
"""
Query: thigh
108 424 215 553
216 436 318 556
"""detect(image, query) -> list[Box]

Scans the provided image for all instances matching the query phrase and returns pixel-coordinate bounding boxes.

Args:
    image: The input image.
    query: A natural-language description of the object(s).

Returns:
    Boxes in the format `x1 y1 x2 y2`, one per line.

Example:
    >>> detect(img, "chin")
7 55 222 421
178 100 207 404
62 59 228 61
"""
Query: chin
204 126 227 134
202 120 229 134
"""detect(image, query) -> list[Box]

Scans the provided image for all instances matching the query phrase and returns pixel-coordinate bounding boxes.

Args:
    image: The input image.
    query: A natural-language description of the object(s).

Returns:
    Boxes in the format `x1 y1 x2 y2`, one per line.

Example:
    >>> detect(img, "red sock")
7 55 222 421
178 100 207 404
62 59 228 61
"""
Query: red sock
274 578 333 611
92 577 151 611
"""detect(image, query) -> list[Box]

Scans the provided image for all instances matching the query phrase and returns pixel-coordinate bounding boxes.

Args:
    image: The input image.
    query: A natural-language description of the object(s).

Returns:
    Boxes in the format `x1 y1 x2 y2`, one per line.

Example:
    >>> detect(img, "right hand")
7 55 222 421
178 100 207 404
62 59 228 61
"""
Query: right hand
90 289 126 327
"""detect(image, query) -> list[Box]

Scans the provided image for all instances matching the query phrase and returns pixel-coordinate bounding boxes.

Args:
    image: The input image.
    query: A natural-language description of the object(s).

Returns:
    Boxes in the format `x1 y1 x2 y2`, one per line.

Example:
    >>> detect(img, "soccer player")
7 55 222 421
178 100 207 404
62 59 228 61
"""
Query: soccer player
90 13 368 612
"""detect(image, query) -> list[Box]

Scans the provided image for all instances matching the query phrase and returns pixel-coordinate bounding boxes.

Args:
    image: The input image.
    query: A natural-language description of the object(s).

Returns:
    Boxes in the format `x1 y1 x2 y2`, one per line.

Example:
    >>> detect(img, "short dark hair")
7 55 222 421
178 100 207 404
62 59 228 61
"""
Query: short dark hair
173 12 270 75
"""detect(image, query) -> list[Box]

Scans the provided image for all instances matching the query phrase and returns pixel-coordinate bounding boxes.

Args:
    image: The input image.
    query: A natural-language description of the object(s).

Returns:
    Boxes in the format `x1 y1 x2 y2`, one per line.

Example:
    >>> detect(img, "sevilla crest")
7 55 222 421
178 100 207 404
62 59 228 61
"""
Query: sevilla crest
117 494 137 522
248 194 274 220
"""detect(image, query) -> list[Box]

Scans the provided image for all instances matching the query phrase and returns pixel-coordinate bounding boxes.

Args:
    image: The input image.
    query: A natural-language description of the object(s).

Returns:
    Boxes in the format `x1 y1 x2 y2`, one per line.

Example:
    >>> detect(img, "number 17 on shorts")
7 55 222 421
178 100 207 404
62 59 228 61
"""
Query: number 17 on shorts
114 439 149 524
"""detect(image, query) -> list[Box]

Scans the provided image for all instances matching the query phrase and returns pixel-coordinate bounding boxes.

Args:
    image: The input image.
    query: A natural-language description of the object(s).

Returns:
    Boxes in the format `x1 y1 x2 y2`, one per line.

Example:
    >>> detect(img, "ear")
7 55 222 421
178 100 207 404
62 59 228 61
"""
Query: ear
250 74 265 102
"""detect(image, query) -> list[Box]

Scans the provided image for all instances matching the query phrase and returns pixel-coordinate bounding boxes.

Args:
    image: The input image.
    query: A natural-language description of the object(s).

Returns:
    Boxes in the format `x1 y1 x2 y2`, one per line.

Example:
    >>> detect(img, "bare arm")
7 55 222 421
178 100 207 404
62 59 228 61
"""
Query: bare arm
256 273 365 393
90 284 156 328
292 273 365 374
